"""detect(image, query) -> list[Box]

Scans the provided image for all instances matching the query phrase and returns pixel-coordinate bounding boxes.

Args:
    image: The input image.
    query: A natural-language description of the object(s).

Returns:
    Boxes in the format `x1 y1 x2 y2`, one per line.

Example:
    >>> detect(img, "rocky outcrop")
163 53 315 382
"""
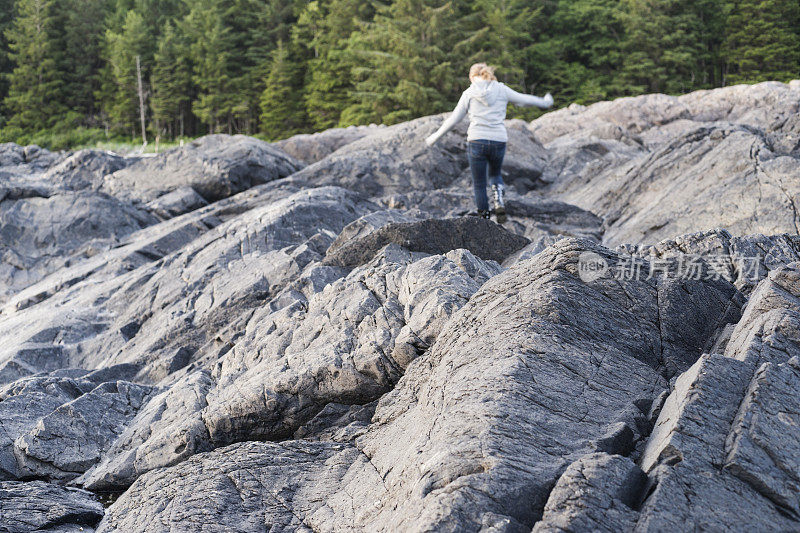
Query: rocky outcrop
0 367 151 481
93 238 744 531
102 134 302 204
80 246 502 491
0 186 374 384
2 82 800 531
534 81 800 245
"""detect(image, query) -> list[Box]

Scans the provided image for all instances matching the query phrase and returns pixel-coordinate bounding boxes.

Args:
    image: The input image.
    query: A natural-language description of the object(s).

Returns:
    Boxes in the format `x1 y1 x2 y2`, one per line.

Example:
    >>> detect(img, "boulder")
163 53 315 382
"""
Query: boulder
634 354 800 530
0 481 103 532
0 190 158 303
41 149 134 191
529 82 800 246
322 217 531 268
533 453 646 533
0 142 62 171
619 229 800 295
0 369 153 481
96 441 372 533
143 186 208 218
286 115 469 197
378 189 604 244
102 134 303 203
273 124 382 164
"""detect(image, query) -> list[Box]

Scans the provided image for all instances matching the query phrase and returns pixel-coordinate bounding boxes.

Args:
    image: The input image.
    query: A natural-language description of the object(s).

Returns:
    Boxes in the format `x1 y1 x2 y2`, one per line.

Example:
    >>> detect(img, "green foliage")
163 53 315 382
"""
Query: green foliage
340 0 476 126
294 0 375 129
151 21 192 138
104 9 150 136
259 40 308 139
723 0 800 84
0 124 109 150
622 0 724 94
3 0 66 132
0 0 15 126
2 0 800 147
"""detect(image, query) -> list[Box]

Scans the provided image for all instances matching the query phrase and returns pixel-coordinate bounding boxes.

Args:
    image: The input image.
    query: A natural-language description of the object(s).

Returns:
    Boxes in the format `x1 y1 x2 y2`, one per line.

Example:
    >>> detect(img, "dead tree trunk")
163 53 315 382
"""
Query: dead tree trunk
136 55 147 146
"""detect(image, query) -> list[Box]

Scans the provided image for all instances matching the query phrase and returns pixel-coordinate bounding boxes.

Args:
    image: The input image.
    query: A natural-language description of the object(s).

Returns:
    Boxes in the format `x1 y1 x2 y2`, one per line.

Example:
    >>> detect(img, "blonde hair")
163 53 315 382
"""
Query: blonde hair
469 63 497 81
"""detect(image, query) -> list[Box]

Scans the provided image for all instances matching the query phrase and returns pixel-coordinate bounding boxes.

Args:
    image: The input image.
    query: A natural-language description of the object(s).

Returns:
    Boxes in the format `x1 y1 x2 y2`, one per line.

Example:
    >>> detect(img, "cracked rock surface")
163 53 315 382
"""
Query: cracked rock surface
2 81 800 530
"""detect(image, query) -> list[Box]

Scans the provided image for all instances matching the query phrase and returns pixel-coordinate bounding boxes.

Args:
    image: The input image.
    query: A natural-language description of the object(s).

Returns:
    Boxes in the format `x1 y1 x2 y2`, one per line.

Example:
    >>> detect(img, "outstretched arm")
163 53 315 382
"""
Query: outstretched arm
504 85 553 109
425 93 469 146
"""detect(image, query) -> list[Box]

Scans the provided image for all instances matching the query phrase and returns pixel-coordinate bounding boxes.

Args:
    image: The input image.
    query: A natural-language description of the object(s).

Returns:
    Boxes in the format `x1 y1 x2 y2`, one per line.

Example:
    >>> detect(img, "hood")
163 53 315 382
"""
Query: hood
465 79 502 106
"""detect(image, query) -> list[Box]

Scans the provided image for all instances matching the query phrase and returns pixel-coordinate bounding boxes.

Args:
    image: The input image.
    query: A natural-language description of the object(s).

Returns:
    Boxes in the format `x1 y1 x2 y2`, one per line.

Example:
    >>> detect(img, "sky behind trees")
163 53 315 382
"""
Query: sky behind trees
1 0 798 148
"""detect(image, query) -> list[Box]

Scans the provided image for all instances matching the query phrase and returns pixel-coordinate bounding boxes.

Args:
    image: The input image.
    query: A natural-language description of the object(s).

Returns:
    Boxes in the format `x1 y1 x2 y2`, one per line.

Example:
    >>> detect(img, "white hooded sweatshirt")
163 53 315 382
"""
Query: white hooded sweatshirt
425 79 553 145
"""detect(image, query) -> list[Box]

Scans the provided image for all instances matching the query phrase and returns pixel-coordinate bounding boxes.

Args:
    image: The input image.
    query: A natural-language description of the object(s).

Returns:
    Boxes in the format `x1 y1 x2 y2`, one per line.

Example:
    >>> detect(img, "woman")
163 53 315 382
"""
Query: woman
425 63 553 223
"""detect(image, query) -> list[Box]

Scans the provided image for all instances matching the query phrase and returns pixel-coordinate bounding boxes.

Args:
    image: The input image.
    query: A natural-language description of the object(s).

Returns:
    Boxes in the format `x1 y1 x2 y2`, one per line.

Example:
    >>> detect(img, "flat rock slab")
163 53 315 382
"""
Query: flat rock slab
322 217 530 268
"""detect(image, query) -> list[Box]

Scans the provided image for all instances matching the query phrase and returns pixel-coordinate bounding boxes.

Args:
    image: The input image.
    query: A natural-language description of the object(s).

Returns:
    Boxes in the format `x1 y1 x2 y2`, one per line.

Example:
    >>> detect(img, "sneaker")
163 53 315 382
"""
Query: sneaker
491 184 506 223
467 209 491 220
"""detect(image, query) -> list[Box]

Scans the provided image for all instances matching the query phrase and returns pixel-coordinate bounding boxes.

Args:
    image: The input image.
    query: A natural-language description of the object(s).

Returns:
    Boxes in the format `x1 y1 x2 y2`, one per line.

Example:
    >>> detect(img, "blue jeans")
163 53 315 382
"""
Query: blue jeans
467 139 506 211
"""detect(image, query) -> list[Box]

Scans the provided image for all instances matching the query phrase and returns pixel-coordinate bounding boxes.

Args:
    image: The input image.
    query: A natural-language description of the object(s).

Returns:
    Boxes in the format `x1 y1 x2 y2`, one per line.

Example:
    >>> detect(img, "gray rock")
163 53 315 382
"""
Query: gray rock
90 238 742 531
0 142 62 171
533 453 646 532
144 186 208 218
724 262 800 365
285 115 552 199
618 229 800 295
725 357 800 515
326 210 424 257
41 149 133 191
96 440 375 533
529 81 800 246
77 370 214 491
0 481 103 533
635 354 799 531
16 380 153 478
498 119 550 193
333 238 739 530
286 115 468 197
0 370 153 481
0 190 158 303
81 246 501 490
322 217 531 268
0 186 374 383
293 401 377 442
273 124 382 164
378 189 604 244
102 134 302 203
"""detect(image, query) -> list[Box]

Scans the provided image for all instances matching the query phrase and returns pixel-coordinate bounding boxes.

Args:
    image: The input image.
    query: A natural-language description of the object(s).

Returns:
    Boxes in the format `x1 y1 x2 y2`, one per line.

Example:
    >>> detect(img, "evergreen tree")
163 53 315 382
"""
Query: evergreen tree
0 0 15 126
3 0 66 134
104 9 150 136
298 0 375 129
622 0 722 94
341 0 474 126
545 0 628 104
55 0 113 122
468 0 542 88
151 21 193 138
259 40 308 139
184 0 232 133
723 0 800 84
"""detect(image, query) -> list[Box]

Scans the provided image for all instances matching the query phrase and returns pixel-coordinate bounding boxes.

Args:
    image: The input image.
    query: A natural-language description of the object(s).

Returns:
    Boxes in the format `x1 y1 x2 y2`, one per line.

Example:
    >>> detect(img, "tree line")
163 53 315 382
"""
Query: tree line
0 0 798 148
